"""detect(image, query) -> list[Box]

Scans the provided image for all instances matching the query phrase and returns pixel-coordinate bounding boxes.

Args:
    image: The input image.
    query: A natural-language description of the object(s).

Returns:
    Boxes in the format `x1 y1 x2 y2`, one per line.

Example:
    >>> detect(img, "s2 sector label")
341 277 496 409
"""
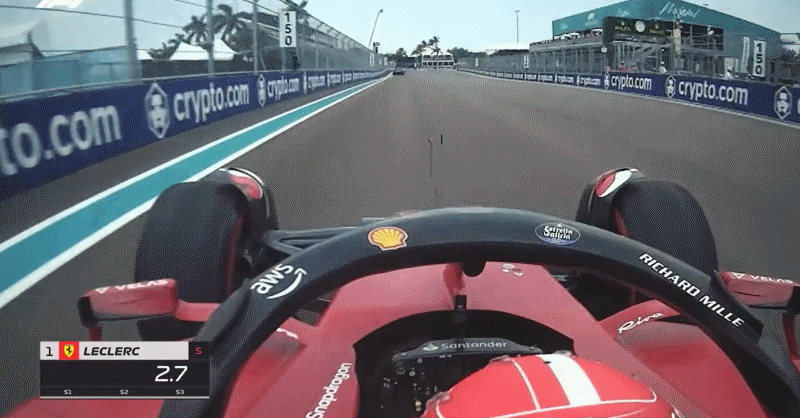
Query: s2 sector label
535 223 581 245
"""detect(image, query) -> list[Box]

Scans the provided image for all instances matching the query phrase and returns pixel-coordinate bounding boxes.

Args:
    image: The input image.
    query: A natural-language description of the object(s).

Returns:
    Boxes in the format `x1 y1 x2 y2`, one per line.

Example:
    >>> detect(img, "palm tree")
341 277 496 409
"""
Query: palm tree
183 15 208 46
216 5 247 42
148 32 187 60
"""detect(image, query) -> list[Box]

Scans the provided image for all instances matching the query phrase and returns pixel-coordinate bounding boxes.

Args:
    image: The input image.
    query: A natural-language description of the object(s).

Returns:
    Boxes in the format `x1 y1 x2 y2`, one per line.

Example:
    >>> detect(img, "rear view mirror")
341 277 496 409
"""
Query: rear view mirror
78 279 178 327
78 279 219 341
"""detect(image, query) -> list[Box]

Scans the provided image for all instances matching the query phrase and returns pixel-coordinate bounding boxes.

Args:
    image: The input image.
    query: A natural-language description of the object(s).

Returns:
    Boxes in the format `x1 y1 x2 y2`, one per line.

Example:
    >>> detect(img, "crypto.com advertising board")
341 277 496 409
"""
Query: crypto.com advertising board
0 70 386 201
464 68 800 127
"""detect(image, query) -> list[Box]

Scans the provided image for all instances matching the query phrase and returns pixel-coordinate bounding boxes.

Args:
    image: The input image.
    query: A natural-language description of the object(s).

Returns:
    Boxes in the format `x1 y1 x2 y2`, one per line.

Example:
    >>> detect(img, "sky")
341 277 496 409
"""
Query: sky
0 0 797 54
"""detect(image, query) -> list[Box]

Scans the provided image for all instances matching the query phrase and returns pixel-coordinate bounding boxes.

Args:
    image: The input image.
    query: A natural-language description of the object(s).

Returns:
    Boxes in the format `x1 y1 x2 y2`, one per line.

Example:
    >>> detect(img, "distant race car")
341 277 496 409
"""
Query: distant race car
10 167 800 418
393 67 406 75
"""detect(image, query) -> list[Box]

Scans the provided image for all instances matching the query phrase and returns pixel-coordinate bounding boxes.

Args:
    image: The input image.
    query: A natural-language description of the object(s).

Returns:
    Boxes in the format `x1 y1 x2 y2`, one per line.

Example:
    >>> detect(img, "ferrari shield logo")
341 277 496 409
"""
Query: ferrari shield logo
368 226 408 251
59 341 79 360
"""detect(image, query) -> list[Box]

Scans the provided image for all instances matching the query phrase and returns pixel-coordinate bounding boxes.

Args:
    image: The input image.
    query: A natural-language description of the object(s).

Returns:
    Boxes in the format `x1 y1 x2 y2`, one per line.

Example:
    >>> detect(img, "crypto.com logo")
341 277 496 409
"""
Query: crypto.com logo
36 0 85 8
145 83 170 139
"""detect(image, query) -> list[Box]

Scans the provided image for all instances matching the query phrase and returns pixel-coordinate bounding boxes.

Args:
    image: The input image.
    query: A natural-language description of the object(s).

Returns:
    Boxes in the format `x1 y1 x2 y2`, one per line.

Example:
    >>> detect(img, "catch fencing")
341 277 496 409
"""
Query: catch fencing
0 0 388 100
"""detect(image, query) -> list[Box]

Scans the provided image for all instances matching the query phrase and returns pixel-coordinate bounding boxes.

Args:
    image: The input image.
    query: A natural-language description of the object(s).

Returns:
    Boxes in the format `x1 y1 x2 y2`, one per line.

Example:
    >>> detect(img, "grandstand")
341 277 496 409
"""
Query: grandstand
420 46 454 68
523 0 795 83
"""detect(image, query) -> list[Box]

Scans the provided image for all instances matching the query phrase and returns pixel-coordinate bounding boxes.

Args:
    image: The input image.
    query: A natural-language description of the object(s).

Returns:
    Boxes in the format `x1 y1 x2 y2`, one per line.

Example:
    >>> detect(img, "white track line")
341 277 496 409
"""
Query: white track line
0 76 388 308
461 70 800 130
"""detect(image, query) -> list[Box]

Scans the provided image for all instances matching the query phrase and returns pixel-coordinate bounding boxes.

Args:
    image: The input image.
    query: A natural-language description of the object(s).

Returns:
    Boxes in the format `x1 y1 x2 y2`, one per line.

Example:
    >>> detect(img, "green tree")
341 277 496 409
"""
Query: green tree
182 15 208 46
447 47 486 62
215 5 247 43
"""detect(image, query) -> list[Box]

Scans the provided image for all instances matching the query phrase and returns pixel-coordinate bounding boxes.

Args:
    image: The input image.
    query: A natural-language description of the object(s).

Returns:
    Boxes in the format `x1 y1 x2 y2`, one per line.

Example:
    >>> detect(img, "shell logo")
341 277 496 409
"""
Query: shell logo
368 226 408 250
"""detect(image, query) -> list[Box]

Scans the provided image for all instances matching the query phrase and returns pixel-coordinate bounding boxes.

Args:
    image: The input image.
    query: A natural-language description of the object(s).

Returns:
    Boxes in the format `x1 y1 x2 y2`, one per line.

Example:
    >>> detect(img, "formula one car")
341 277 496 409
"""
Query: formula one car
10 167 800 418
392 67 406 75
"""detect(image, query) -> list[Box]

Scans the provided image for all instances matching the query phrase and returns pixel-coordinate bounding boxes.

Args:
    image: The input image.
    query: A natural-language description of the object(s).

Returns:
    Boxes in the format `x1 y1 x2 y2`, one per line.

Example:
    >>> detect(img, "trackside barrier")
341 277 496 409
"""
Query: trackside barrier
0 70 388 201
461 68 800 127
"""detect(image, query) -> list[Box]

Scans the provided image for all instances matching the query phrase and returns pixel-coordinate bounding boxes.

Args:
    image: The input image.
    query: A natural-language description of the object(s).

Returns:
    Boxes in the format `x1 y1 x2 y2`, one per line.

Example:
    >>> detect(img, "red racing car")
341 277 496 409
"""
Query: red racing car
9 167 800 418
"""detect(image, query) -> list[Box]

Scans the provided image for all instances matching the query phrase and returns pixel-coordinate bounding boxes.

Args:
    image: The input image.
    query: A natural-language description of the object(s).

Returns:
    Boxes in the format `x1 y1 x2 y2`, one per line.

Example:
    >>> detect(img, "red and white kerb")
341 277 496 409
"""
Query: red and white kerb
422 353 678 418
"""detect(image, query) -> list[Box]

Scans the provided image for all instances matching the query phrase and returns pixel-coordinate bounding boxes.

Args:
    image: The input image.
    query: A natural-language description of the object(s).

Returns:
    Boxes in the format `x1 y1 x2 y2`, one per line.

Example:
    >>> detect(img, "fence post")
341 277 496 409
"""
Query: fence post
123 0 141 80
253 0 258 74
206 0 214 75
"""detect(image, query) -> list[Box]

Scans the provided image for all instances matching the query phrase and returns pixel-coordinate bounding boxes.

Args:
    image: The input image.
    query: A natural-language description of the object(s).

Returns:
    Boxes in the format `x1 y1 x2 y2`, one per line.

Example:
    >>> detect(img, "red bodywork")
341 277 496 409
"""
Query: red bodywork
9 263 800 418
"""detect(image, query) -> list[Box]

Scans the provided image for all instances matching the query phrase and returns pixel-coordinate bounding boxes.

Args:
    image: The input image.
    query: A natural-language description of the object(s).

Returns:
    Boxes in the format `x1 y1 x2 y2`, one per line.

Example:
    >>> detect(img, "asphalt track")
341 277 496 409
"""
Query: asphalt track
2 69 800 415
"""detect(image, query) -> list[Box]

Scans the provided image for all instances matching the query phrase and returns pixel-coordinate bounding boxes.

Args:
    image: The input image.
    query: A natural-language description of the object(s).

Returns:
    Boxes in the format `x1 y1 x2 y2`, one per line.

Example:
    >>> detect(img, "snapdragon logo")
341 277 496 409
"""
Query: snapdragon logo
306 363 352 418
607 74 653 91
673 79 749 106
1 105 122 176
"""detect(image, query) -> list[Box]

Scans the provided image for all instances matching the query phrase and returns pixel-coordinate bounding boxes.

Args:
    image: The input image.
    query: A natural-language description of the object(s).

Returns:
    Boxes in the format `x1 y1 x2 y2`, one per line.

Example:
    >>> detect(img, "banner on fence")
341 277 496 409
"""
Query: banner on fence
0 70 388 201
461 67 799 126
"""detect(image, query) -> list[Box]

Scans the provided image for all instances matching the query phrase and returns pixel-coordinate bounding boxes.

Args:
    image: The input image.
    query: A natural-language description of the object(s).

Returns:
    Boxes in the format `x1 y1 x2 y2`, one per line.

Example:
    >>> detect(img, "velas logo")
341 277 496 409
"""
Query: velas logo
258 74 267 107
665 76 677 98
774 86 792 120
145 83 170 139
368 226 408 250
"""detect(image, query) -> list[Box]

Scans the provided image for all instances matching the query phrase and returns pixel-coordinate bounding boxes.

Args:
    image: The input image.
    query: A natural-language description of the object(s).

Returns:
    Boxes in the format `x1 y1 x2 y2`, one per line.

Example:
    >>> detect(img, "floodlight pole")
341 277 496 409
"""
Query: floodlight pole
368 9 383 48
515 10 520 43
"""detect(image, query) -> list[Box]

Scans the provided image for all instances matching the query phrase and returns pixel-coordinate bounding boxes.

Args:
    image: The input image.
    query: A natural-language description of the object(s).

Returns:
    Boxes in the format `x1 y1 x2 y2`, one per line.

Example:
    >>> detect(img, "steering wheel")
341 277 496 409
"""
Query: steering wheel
158 207 800 418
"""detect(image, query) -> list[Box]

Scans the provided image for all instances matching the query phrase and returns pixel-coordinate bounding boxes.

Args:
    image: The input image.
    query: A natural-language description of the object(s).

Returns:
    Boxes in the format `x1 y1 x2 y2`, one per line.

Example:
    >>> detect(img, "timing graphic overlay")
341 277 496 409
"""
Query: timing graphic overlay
39 341 209 399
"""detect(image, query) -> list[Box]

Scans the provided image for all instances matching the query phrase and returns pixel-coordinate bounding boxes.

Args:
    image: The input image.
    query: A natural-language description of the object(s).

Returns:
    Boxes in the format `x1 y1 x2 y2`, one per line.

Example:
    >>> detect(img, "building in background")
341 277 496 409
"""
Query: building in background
524 0 796 83
420 46 455 68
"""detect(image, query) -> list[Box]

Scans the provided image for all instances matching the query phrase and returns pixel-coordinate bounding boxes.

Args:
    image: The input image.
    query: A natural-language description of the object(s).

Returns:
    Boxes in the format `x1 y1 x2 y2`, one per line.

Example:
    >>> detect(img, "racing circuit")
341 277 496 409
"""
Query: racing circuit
1 69 800 415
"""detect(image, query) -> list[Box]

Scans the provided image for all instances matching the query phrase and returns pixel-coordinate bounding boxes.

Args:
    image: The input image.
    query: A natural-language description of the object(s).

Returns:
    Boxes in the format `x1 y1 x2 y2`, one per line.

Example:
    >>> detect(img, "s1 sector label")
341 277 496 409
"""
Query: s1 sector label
250 264 307 299
535 223 580 245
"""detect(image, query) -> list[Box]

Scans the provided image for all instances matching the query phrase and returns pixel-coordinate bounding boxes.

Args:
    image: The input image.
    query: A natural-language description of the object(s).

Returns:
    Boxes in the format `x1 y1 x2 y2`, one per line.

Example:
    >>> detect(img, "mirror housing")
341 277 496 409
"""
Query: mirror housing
78 279 219 340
